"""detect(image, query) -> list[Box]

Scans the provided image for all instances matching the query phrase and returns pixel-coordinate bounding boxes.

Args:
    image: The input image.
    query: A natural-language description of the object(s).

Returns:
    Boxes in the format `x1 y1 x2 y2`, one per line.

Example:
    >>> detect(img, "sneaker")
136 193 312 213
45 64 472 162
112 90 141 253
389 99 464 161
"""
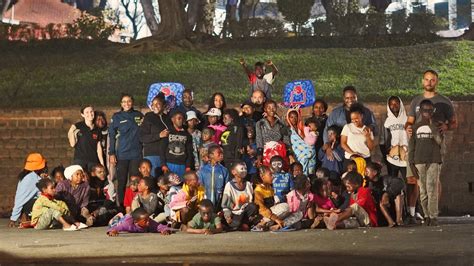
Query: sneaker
77 223 89 229
63 225 79 231
406 216 417 225
429 218 438 226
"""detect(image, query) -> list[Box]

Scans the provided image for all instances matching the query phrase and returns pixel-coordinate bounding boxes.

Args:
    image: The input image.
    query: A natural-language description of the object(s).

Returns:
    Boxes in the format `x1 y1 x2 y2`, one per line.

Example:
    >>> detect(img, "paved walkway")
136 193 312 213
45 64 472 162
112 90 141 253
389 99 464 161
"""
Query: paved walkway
0 219 473 265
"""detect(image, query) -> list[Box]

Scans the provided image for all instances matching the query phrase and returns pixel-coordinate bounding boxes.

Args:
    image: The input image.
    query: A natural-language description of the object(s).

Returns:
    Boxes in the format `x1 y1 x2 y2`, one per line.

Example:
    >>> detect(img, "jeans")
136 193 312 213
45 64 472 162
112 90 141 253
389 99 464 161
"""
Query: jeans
144 155 161 177
116 159 140 206
167 163 186 180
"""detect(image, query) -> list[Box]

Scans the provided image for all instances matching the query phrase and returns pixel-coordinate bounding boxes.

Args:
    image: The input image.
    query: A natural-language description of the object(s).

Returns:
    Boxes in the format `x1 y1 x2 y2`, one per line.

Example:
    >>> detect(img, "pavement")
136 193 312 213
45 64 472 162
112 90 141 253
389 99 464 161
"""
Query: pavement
0 218 473 265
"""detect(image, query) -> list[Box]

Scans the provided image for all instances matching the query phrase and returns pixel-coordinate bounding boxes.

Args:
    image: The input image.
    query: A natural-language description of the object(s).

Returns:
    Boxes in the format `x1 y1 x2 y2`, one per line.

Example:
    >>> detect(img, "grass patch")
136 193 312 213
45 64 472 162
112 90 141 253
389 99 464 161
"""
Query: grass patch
0 40 473 108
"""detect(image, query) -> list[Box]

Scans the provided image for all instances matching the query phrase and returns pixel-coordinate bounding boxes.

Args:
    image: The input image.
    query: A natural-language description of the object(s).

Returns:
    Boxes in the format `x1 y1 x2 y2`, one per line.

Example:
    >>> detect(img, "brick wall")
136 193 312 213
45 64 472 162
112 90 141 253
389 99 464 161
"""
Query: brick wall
1 102 473 217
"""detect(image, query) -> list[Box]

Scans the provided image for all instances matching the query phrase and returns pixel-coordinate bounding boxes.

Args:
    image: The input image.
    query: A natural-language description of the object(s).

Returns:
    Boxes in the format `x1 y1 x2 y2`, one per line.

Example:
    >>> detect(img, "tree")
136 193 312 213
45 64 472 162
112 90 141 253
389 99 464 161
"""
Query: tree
120 0 144 40
140 0 160 35
277 0 313 36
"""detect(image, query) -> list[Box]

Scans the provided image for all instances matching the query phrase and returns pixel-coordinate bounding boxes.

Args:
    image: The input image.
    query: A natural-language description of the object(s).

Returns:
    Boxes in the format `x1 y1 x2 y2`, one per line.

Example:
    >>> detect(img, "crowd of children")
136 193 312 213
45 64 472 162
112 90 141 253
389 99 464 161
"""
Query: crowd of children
8 66 457 236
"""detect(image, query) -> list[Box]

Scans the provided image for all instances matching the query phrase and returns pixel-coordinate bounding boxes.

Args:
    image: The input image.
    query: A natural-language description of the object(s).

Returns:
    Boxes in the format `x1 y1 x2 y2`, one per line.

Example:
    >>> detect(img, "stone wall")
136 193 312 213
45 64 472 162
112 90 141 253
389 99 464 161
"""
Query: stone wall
1 102 473 217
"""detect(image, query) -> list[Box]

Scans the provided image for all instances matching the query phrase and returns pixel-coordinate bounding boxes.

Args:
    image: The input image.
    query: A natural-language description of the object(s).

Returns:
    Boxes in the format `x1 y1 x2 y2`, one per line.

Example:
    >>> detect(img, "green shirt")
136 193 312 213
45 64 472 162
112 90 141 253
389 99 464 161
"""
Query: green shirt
188 212 221 229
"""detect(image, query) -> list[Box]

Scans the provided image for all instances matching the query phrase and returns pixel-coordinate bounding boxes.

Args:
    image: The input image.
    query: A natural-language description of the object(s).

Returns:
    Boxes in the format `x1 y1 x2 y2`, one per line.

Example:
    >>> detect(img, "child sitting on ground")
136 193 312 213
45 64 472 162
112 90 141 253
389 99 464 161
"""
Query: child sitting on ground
324 171 378 230
253 166 299 231
169 171 205 227
365 162 405 227
289 162 304 179
198 145 229 208
303 118 319 146
107 207 170 237
185 199 223 235
87 164 117 226
124 176 141 214
31 178 86 231
221 162 259 231
199 128 215 166
131 176 159 217
50 166 65 184
286 174 316 229
270 156 293 203
310 178 341 228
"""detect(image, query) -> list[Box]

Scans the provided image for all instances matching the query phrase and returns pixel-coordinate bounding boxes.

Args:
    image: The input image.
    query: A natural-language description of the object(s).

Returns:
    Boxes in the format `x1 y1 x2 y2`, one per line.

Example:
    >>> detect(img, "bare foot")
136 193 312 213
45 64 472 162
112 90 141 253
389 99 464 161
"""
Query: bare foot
324 213 338 230
311 216 323 229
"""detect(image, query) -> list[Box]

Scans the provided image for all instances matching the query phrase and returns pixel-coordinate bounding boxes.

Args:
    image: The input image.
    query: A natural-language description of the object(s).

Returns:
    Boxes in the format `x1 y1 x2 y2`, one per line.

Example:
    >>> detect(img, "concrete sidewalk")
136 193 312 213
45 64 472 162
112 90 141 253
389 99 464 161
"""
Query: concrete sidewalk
0 219 473 265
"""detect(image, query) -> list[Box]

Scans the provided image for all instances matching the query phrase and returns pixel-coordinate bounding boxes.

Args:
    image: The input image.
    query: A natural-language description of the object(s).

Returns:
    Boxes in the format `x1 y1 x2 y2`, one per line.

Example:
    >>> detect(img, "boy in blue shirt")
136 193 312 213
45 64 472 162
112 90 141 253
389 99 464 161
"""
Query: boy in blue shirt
198 145 229 209
270 156 293 203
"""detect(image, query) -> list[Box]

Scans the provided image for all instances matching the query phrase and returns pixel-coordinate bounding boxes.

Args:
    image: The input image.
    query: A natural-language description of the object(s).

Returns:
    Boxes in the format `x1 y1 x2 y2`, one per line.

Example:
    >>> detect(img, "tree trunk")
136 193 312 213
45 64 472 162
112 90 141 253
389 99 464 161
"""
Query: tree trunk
140 0 160 35
154 0 188 41
369 0 391 13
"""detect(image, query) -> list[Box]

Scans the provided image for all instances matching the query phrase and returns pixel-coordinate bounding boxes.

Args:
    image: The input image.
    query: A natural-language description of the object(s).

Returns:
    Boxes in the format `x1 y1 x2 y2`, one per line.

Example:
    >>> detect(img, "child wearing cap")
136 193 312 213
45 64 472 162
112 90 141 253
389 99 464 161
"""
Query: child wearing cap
9 153 48 228
205 108 227 145
55 165 92 225
186 110 202 171
160 111 194 179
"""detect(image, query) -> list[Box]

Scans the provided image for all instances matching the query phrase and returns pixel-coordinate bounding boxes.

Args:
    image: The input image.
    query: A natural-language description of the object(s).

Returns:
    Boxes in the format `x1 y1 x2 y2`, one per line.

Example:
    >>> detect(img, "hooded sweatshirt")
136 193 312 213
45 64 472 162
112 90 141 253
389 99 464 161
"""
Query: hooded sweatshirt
380 97 408 167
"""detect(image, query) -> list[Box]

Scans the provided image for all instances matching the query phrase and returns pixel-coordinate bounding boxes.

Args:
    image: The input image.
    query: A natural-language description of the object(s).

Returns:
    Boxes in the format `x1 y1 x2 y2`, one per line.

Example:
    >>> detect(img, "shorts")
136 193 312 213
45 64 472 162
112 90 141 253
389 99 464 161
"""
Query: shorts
349 203 370 227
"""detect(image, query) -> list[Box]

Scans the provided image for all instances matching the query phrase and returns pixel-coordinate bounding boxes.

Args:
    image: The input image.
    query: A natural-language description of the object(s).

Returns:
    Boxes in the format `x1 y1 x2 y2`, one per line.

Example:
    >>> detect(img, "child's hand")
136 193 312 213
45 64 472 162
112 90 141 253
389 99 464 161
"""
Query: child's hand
107 230 119 237
363 127 371 138
160 230 170 236
204 229 213 235
162 166 170 173
406 125 413 138
239 58 246 65
266 60 273 66
331 209 341 213
331 192 339 199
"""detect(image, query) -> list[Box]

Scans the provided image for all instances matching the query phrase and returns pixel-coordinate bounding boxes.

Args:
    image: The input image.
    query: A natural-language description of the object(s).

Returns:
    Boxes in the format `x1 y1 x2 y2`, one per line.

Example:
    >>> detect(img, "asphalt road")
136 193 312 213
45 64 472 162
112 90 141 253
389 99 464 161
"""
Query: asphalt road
0 219 473 265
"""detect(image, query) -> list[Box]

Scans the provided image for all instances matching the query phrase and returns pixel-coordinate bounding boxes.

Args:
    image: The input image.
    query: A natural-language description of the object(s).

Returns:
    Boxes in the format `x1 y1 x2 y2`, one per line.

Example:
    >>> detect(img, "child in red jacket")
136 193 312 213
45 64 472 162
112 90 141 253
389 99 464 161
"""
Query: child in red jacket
324 171 378 230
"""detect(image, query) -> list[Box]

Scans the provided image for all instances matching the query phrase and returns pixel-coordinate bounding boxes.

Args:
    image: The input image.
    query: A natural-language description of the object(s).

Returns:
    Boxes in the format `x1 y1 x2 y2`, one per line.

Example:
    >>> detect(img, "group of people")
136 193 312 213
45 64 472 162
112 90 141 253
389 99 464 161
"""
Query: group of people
8 60 457 236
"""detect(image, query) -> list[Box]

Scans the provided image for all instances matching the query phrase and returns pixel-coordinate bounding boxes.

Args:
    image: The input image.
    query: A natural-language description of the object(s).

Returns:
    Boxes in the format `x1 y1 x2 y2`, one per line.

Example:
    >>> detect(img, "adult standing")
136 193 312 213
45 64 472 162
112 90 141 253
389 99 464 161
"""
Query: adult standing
109 94 144 206
139 94 171 178
68 106 104 173
404 70 457 223
322 86 377 162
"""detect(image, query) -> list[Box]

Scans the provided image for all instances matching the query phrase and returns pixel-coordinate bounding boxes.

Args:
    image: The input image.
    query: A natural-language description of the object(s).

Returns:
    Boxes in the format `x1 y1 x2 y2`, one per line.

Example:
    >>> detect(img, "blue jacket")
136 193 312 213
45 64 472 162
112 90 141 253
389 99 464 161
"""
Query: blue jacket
108 109 144 160
10 172 41 221
198 163 229 207
323 104 377 143
272 172 293 203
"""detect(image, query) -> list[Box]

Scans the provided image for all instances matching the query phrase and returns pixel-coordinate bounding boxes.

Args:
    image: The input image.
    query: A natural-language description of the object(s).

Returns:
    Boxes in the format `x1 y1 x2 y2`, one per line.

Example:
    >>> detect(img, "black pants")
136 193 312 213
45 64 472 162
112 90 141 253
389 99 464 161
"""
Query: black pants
388 163 407 179
227 203 259 230
116 159 140 206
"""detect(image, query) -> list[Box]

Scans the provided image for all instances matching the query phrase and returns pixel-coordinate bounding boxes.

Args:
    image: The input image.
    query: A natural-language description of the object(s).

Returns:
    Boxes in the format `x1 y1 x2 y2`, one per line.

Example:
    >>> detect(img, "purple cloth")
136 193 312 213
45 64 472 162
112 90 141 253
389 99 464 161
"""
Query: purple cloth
107 215 168 234
55 180 90 210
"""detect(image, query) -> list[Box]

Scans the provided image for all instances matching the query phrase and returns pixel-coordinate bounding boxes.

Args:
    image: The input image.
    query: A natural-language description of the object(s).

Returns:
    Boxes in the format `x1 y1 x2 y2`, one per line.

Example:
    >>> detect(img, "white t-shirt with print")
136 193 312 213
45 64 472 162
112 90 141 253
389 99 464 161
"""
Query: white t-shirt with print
341 123 374 159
